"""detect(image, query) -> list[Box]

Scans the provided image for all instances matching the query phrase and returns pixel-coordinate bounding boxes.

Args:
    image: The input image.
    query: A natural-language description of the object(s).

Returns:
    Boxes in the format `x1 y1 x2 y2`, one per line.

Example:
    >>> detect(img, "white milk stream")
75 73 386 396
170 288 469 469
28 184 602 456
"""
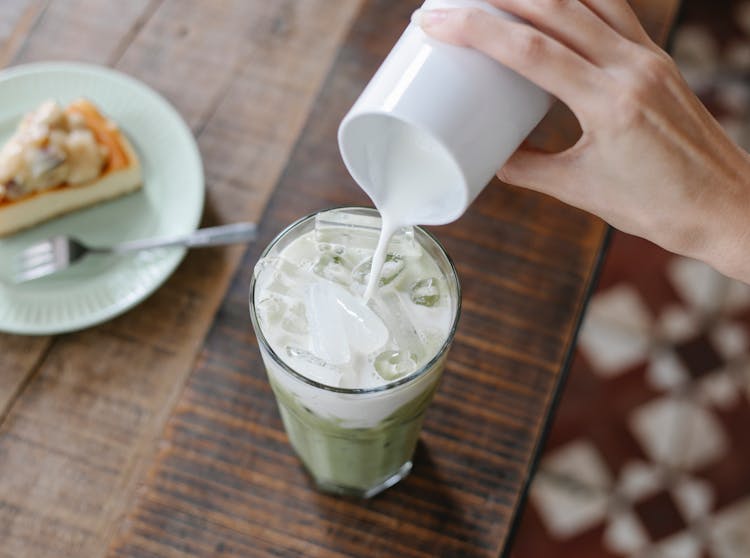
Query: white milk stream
362 119 464 300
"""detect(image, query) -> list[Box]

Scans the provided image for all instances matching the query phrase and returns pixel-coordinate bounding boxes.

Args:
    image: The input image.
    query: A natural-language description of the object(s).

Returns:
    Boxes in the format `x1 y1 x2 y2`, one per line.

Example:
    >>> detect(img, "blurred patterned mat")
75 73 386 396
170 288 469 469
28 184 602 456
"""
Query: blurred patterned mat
510 2 750 557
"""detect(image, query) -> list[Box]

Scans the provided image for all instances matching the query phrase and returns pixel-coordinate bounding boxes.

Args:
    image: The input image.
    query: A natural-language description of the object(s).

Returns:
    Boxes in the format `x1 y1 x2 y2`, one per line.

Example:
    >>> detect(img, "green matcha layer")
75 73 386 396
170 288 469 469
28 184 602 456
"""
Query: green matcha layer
270 377 439 494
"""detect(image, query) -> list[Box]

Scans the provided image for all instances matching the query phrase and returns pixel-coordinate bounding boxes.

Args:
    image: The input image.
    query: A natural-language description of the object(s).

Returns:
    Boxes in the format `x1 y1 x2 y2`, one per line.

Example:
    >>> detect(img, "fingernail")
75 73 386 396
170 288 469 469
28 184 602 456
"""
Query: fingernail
411 9 448 28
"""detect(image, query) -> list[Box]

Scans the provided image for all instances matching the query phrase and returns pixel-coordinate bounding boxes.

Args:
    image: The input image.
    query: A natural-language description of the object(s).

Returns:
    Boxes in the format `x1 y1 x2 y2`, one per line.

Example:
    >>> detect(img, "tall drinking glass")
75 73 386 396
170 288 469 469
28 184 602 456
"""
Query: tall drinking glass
249 208 461 498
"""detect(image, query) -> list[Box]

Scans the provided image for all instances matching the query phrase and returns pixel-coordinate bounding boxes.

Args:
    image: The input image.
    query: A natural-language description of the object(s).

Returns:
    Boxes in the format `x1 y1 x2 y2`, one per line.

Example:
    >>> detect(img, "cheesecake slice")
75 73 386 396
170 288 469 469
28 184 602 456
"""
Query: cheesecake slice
0 99 142 237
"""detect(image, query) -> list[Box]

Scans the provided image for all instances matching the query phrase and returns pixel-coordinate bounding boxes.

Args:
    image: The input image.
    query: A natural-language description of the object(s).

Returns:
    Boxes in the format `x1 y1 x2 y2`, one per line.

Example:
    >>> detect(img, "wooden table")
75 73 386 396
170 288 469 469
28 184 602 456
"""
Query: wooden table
0 1 679 556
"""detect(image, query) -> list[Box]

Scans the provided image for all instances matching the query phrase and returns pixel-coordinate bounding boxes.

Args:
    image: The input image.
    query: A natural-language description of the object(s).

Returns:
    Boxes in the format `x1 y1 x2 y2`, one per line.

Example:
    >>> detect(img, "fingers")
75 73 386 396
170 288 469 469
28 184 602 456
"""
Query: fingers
578 0 652 45
414 8 604 113
497 147 569 195
497 142 599 213
483 0 630 66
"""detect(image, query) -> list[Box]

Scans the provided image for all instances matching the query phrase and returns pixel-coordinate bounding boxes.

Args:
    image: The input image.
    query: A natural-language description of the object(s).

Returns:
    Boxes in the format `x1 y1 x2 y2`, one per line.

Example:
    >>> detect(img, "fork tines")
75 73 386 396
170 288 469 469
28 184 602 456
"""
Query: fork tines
13 236 67 283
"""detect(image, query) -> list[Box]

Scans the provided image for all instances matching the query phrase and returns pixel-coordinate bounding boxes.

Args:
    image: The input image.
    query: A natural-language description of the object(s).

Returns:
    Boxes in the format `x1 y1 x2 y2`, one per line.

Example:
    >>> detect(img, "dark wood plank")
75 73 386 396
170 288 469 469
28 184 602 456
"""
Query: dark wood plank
108 1 681 557
0 1 361 557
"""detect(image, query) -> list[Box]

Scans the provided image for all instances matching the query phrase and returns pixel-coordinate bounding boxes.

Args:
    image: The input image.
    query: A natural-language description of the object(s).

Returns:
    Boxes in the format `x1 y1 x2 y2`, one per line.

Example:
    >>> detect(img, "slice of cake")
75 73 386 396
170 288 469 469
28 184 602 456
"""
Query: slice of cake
0 99 142 236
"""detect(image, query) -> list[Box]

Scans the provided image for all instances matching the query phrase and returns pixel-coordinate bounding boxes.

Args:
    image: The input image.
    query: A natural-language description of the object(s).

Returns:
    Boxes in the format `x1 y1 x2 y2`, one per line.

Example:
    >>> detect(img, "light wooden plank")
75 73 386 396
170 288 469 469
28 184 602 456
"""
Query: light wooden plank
0 0 159 419
0 331 176 556
12 0 158 65
0 1 362 557
0 0 52 430
0 0 48 68
0 335 51 420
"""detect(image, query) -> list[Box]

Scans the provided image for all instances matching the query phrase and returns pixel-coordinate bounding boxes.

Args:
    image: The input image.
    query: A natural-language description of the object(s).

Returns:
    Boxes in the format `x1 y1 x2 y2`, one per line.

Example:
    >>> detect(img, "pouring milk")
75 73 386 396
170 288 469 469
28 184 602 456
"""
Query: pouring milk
339 0 552 300
359 118 466 300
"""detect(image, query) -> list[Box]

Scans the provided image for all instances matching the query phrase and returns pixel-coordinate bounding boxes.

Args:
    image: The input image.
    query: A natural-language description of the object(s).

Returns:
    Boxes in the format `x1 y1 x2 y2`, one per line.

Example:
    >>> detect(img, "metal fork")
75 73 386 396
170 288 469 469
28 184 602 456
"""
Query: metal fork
13 222 257 283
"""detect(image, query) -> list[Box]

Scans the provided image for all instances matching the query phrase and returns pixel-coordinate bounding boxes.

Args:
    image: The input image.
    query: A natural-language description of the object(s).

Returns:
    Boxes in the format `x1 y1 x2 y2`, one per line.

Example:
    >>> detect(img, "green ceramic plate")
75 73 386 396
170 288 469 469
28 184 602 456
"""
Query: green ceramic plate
0 63 204 335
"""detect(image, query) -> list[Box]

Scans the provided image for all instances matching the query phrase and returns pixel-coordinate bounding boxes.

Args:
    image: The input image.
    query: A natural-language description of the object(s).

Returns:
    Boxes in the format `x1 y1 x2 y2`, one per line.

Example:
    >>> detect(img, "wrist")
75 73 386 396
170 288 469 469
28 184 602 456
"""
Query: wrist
688 152 750 283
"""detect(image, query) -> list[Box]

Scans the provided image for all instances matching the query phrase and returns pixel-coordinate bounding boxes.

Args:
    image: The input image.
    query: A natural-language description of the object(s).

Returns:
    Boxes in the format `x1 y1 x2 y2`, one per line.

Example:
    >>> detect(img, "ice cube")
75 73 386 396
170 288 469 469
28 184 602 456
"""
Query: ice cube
254 257 281 293
351 258 370 284
315 208 380 249
381 255 405 285
374 350 418 381
314 208 420 256
371 291 424 359
313 252 352 286
352 254 405 286
255 256 318 299
255 294 287 327
388 226 421 258
333 285 389 354
305 282 351 364
281 300 309 335
284 346 343 387
410 277 441 306
255 257 313 335
307 281 388 356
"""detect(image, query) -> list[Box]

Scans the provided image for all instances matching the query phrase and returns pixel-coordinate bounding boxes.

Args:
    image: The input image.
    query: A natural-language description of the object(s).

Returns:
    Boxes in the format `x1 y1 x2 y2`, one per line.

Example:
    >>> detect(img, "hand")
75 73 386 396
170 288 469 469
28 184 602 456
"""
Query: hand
414 0 750 283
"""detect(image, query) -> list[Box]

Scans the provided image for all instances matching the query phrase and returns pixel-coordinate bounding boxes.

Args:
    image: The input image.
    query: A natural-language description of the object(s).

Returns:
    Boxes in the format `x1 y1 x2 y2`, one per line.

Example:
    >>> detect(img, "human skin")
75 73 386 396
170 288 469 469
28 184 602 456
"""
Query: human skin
413 0 750 284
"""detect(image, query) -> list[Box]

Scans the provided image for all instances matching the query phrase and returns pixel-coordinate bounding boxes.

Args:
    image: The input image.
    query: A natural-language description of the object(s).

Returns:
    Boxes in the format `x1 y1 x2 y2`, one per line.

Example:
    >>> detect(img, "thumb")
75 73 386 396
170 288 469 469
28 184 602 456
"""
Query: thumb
497 147 572 198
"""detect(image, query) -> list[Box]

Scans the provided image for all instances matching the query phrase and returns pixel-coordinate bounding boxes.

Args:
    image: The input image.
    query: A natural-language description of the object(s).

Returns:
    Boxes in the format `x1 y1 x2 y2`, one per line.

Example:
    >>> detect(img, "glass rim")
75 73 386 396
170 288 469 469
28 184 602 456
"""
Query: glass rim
248 206 462 396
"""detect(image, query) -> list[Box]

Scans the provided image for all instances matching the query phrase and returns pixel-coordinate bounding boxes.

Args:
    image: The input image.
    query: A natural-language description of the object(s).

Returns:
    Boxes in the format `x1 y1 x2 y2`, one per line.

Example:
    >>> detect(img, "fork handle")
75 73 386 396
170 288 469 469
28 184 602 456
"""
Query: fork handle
110 222 257 253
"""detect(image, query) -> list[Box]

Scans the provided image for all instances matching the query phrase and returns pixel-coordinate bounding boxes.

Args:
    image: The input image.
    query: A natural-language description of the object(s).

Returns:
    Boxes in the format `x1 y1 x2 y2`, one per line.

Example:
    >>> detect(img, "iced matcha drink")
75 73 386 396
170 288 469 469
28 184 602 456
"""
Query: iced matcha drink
249 208 460 498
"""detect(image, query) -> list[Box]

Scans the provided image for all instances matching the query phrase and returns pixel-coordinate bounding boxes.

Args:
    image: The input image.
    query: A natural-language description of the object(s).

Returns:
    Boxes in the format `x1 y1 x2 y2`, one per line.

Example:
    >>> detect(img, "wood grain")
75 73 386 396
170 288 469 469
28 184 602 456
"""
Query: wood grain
0 0 47 68
0 0 159 468
0 0 157 426
12 0 158 65
0 334 50 421
0 1 361 557
107 1 681 557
